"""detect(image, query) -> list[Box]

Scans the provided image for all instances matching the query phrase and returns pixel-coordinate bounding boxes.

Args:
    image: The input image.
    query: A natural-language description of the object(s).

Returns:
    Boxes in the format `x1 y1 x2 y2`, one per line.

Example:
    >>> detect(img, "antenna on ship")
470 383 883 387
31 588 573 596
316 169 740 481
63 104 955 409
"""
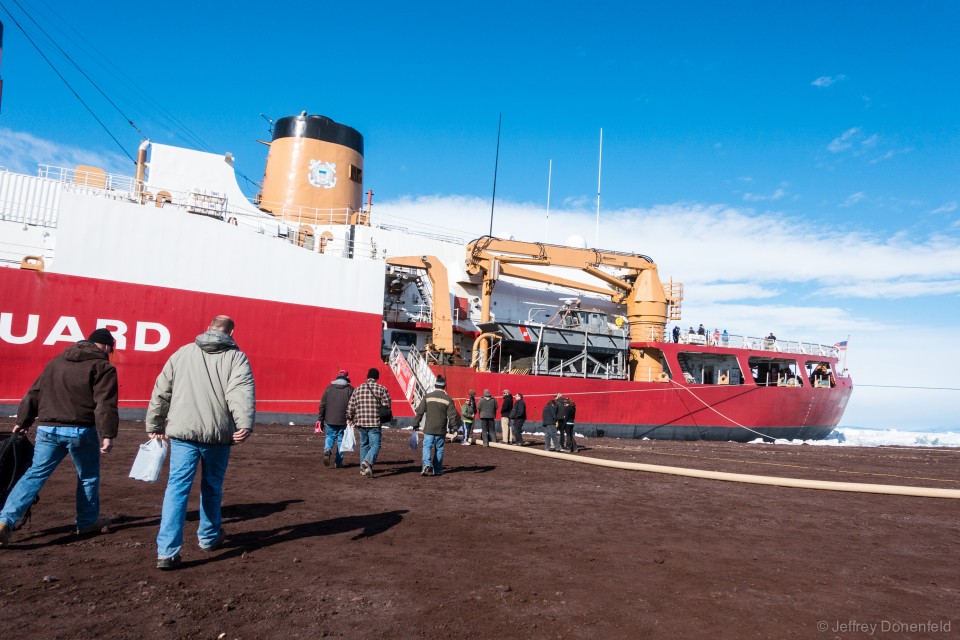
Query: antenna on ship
596 127 603 247
488 113 502 236
545 159 552 242
259 113 275 134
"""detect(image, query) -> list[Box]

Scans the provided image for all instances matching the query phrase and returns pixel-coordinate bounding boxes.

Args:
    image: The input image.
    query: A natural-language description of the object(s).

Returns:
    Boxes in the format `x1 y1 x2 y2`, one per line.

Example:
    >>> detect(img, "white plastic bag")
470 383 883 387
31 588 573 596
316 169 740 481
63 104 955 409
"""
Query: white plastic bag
129 438 168 483
409 429 419 451
340 424 357 452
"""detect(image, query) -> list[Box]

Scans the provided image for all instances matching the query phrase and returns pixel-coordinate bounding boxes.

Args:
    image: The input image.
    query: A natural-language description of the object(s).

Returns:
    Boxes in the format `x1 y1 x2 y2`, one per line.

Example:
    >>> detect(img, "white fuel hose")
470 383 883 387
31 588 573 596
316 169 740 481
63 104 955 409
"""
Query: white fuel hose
487 443 960 499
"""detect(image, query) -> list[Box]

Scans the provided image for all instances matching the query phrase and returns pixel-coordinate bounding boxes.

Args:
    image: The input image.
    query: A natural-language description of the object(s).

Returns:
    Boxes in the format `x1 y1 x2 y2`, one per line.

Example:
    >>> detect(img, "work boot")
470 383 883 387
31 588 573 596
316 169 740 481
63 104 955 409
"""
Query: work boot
74 516 111 536
156 555 182 570
322 450 332 467
0 522 11 547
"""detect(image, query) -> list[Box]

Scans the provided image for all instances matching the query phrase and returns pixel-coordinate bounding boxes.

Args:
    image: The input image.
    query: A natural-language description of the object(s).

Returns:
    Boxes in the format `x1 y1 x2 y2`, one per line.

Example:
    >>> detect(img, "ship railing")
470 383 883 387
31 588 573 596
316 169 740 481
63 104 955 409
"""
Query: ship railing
38 165 139 197
371 210 469 245
256 199 358 227
698 332 839 359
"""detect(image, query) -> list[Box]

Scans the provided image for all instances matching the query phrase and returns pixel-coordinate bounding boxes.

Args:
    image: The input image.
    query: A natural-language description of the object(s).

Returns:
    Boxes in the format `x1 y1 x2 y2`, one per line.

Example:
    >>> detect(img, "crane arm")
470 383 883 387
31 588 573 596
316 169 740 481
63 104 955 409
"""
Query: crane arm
385 255 453 355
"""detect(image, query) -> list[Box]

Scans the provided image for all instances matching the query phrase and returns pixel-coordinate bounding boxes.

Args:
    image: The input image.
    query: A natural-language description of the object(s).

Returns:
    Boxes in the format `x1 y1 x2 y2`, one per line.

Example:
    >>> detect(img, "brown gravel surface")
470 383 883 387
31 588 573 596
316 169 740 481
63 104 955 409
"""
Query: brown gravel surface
1 420 957 639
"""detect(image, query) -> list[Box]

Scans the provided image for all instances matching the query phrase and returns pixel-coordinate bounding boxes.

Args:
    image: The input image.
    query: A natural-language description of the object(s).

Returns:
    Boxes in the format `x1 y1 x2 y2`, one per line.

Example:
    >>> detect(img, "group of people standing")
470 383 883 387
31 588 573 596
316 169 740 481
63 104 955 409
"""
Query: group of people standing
672 324 729 346
540 394 578 453
319 372 583 477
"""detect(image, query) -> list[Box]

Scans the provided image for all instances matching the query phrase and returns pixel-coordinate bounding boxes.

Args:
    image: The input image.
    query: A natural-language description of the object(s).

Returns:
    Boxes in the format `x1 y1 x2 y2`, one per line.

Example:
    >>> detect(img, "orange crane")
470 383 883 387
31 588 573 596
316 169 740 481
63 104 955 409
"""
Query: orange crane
464 237 682 381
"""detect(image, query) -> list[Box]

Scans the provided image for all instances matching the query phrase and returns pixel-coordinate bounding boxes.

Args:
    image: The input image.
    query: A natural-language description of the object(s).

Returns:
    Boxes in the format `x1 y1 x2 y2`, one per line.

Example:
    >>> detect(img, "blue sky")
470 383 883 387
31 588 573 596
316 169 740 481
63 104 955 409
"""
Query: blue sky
1 1 958 430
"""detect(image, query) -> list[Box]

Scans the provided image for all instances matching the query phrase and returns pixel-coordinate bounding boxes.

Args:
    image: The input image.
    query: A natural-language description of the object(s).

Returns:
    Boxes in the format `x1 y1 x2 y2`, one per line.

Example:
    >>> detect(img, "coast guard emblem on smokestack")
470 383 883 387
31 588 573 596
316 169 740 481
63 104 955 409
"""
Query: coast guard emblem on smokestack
307 160 337 189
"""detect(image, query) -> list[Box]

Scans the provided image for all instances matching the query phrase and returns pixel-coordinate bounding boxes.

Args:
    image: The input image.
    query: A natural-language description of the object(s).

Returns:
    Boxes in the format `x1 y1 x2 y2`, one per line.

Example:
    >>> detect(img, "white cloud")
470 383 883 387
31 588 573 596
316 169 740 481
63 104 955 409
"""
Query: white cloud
931 201 957 214
811 74 847 87
0 128 129 175
840 192 865 207
827 127 861 152
860 133 878 148
378 196 960 297
817 279 960 299
742 187 786 202
562 195 591 208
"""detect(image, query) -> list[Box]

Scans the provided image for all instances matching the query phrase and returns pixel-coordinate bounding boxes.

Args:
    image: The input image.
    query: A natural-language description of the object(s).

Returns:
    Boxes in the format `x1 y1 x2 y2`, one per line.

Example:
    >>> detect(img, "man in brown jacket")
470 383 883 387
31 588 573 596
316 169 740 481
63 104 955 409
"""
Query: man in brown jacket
0 328 118 546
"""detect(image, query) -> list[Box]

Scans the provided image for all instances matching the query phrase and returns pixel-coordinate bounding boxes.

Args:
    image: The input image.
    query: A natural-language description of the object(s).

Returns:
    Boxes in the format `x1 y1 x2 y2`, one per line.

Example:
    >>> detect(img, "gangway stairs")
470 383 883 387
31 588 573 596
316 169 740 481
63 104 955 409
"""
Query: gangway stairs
387 344 437 419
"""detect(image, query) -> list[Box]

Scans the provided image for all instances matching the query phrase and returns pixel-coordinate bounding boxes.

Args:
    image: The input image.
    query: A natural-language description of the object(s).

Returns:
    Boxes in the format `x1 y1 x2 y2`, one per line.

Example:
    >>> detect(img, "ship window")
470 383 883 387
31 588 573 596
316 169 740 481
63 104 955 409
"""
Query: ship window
678 351 744 385
806 361 835 388
390 331 417 347
350 165 362 183
748 357 803 387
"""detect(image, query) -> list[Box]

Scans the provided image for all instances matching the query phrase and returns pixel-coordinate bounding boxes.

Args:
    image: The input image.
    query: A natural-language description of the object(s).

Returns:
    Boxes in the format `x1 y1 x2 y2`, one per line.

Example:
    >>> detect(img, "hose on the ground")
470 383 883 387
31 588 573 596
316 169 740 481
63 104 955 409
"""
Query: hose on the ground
486 442 960 499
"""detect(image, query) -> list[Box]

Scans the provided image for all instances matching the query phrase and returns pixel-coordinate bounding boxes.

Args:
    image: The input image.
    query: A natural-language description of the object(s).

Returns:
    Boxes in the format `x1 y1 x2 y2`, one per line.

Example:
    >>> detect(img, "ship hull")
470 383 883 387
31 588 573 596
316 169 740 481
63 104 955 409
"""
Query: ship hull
434 363 850 443
0 268 851 441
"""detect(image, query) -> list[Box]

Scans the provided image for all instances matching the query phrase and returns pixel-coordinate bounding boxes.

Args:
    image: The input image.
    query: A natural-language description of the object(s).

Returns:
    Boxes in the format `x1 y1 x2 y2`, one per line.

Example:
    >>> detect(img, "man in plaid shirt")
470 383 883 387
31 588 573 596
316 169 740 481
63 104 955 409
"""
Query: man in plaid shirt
346 367 392 478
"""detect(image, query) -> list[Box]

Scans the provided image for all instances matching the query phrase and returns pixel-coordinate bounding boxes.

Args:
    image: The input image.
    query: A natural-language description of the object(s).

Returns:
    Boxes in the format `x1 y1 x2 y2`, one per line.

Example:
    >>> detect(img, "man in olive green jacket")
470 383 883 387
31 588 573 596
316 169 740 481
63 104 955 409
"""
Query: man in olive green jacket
146 315 255 570
413 376 458 476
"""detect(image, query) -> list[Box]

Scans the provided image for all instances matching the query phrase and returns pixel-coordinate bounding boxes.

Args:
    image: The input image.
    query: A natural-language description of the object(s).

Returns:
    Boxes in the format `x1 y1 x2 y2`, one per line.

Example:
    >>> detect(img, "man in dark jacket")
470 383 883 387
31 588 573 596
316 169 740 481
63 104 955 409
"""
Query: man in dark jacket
561 397 577 453
0 328 118 546
508 392 526 446
500 389 514 444
541 397 560 452
318 370 353 468
476 389 498 447
556 393 569 450
413 375 459 476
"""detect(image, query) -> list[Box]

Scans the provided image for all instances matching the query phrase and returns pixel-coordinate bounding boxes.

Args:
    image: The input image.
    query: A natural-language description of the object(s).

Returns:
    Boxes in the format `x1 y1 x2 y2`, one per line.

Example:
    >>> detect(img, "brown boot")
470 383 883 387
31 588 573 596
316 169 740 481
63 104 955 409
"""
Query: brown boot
0 521 11 547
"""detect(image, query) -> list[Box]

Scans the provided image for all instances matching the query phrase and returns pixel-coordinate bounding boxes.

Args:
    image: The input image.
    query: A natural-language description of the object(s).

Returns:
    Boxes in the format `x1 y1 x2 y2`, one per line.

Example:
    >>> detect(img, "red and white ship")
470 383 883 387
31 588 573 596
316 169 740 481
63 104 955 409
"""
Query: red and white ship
0 113 852 441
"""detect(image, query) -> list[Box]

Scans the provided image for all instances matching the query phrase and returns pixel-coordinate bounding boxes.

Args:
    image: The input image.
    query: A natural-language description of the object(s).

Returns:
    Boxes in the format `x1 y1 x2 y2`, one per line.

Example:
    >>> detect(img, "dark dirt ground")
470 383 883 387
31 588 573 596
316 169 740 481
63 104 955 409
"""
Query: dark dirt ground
1 419 958 640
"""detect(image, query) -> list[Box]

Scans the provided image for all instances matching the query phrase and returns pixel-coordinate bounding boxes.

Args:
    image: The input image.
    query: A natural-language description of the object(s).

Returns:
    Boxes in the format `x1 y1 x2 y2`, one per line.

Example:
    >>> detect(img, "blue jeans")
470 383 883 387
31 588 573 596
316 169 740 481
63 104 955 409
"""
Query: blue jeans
543 423 560 451
0 426 101 529
156 438 231 559
324 425 346 467
359 427 382 467
421 433 445 473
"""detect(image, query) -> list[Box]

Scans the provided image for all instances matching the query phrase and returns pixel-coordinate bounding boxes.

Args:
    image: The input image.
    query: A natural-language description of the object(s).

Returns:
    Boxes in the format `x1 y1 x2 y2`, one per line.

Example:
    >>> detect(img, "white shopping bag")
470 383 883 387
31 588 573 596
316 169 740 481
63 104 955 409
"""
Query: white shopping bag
340 424 357 452
129 438 168 483
409 429 419 451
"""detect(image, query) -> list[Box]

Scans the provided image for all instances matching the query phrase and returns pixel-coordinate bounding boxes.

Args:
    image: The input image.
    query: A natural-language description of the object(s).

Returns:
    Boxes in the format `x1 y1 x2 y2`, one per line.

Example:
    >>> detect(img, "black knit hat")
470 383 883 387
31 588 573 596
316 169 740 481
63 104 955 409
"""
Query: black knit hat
87 328 116 347
367 367 380 380
435 375 446 388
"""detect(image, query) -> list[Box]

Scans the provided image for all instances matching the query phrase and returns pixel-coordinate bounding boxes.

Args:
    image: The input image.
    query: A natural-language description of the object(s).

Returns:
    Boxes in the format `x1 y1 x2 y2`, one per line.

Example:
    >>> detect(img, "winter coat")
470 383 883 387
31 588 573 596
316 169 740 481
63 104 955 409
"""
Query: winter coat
509 398 526 421
556 400 571 421
319 378 353 426
565 401 576 424
541 400 558 426
17 341 119 439
414 389 459 436
477 395 498 420
500 394 514 418
146 329 255 444
461 397 476 422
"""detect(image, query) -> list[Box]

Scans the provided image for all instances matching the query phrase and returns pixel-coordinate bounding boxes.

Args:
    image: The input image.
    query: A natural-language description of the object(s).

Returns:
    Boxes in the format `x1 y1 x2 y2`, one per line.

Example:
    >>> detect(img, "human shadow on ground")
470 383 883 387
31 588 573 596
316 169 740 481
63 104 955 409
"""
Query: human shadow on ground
12 513 156 548
180 509 409 568
440 464 496 475
211 499 303 523
11 500 304 549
